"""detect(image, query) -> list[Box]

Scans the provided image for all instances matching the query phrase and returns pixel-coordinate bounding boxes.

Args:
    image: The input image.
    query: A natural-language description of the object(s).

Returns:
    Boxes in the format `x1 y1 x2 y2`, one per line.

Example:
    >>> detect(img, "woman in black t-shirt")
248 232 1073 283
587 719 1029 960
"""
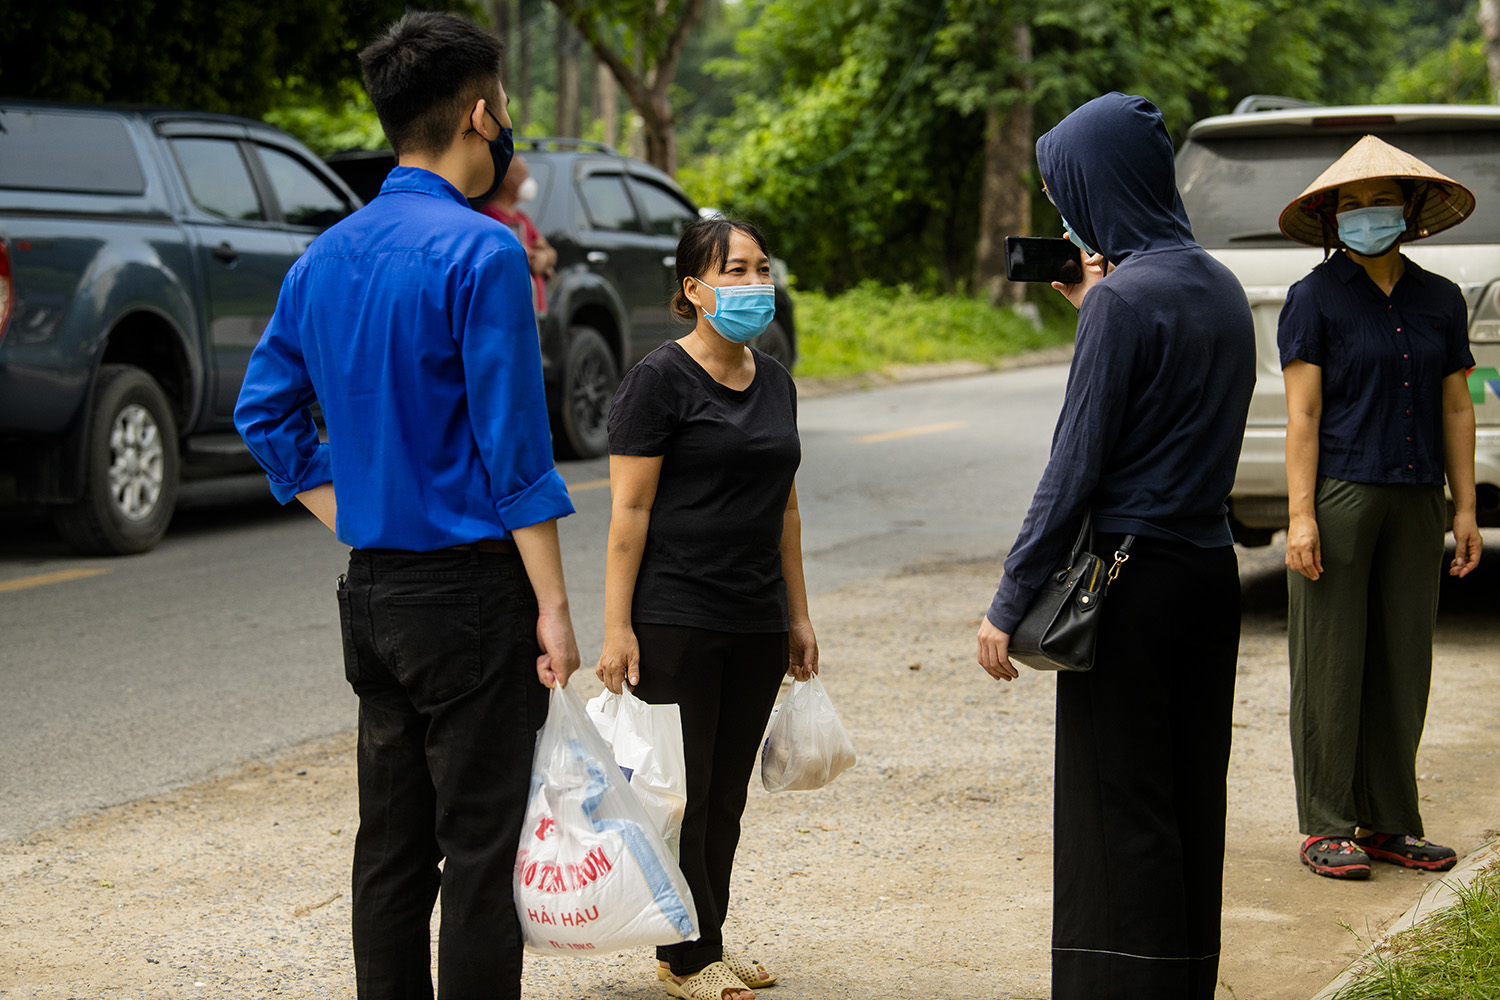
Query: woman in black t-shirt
597 217 815 1000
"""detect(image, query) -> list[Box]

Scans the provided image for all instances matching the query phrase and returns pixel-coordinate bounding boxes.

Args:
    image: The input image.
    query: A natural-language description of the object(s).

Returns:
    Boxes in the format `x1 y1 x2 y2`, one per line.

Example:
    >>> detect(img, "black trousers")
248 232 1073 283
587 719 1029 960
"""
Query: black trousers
1051 536 1241 1000
631 623 788 976
337 548 549 1000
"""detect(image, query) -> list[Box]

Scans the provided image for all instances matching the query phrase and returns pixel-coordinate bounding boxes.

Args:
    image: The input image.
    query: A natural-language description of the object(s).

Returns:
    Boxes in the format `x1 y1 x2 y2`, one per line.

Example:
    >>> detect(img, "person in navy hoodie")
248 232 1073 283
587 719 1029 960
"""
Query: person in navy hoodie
235 12 579 999
976 93 1255 999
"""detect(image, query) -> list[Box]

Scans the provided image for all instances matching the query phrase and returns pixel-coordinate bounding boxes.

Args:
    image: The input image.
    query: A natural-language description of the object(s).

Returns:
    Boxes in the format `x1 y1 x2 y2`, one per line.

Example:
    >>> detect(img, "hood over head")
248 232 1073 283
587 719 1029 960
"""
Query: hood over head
1036 92 1194 266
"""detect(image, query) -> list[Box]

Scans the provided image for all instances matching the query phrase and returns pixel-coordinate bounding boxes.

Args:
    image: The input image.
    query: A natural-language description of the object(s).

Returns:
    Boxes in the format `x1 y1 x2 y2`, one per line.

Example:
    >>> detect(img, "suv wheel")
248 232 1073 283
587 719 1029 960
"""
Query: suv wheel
753 319 794 370
555 326 619 460
53 364 180 555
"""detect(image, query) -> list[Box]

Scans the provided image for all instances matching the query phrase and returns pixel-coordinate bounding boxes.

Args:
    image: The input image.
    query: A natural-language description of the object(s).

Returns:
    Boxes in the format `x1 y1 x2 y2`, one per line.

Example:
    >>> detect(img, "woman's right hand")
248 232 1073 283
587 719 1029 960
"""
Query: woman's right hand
595 627 641 694
1286 514 1323 581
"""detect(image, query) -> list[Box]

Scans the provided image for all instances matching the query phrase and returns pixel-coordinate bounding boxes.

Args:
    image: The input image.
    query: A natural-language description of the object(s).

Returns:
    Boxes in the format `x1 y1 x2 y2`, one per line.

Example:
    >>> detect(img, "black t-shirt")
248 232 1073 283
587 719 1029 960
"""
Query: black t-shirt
607 341 801 631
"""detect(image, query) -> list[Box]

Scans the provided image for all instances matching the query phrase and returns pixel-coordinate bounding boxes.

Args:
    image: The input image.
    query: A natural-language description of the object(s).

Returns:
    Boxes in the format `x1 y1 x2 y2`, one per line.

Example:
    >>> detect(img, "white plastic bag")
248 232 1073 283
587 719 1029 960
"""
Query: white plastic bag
515 683 698 956
586 688 687 859
760 674 857 792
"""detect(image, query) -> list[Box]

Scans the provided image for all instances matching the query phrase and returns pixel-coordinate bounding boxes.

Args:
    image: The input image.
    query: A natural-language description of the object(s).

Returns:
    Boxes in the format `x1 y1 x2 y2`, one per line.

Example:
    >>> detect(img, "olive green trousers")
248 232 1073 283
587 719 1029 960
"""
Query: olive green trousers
1288 477 1446 838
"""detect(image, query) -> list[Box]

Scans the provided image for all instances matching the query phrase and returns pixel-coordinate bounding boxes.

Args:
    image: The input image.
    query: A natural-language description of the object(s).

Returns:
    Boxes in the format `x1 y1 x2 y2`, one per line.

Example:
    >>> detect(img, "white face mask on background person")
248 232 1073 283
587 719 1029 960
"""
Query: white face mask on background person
517 176 539 202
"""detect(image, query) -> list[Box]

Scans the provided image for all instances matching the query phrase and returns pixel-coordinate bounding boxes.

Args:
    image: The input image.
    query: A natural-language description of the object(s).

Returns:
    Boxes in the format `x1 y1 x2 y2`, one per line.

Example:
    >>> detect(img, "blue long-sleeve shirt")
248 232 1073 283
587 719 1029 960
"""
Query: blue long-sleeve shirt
234 166 574 550
987 93 1255 633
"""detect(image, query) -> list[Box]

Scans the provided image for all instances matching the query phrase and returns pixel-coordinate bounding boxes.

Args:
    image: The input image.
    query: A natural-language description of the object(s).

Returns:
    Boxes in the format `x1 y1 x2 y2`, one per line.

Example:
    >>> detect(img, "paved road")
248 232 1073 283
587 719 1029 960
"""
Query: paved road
0 366 1068 839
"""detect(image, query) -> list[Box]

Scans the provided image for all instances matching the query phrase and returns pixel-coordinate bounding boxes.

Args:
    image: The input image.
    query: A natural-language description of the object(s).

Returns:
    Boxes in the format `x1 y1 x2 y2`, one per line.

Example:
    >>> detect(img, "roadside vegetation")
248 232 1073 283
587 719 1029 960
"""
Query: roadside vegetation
791 283 1077 380
1332 853 1500 1000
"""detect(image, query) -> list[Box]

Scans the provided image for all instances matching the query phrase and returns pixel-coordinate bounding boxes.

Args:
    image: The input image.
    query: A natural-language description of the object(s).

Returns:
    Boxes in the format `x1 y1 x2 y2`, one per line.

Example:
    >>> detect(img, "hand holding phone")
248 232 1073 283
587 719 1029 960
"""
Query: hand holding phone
1004 236 1085 284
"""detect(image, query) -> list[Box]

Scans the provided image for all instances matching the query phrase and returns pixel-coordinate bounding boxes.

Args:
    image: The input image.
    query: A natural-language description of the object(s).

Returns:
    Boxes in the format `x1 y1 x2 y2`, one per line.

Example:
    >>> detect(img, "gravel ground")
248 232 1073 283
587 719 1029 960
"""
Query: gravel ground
3 542 1497 1000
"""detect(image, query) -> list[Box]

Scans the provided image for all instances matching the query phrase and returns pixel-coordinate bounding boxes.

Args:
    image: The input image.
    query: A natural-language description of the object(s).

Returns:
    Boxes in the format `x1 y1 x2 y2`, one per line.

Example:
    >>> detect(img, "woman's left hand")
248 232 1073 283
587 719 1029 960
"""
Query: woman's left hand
788 618 819 681
1451 512 1483 578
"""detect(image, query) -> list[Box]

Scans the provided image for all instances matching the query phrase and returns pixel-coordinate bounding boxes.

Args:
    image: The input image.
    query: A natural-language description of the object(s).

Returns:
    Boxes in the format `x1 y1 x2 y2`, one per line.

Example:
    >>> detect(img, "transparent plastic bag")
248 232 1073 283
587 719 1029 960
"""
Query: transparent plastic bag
759 674 857 792
515 684 698 956
586 688 687 859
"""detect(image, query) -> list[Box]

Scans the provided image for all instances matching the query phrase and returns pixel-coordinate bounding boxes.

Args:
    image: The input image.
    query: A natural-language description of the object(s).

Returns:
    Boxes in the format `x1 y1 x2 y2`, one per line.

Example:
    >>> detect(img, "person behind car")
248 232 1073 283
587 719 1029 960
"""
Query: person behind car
481 153 556 316
1276 135 1482 880
595 216 812 1000
234 12 580 998
975 92 1255 1000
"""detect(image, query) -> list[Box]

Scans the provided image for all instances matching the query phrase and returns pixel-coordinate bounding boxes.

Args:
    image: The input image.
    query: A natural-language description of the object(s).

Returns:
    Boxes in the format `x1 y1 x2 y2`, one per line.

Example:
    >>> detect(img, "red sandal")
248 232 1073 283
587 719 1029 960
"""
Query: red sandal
1354 833 1457 872
1300 836 1371 879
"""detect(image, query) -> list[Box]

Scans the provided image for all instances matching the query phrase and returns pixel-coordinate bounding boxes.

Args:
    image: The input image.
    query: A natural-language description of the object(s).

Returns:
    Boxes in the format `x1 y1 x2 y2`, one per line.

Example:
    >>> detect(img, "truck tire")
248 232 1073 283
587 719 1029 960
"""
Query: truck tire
753 319 794 370
555 326 619 460
53 364 180 555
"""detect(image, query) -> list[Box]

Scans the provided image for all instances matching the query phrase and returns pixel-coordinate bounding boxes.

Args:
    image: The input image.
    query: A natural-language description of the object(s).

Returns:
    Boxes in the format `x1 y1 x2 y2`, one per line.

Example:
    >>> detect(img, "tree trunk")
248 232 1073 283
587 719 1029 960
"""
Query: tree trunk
517 0 532 130
598 61 618 149
640 91 677 175
556 15 581 137
974 23 1033 308
1481 0 1500 100
489 0 511 86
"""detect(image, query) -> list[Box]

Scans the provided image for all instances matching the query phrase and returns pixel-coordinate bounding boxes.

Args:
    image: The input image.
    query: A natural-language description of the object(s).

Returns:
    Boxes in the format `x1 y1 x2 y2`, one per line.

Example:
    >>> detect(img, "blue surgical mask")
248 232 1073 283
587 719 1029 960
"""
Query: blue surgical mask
1337 205 1406 257
1060 214 1097 258
700 283 776 343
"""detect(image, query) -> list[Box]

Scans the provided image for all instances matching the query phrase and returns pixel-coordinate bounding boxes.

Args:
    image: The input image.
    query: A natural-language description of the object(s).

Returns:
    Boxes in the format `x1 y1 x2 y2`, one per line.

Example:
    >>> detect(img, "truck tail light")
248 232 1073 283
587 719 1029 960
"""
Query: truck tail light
1470 281 1500 343
0 240 12 347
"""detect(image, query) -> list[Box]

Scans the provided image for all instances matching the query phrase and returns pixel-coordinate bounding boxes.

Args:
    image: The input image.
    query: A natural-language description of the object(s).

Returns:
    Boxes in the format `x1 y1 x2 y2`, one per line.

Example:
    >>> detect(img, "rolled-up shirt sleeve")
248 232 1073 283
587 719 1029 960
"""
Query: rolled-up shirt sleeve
986 288 1136 632
456 246 575 532
234 276 333 504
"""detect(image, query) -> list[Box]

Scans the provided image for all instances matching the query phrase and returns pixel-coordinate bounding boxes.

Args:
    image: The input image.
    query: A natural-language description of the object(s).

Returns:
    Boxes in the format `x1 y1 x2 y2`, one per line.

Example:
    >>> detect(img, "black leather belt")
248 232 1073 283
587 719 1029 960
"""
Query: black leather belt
449 538 518 554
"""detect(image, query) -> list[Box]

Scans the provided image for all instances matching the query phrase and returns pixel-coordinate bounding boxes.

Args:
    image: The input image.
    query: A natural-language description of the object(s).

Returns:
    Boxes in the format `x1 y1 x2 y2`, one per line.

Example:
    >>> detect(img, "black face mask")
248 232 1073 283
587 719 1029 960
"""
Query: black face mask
466 105 514 210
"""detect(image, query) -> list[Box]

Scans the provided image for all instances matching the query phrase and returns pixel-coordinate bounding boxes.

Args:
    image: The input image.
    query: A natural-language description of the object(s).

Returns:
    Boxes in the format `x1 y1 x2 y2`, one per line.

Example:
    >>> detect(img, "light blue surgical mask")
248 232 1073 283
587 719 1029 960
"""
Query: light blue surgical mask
700 283 776 343
1337 205 1406 257
1060 214 1097 258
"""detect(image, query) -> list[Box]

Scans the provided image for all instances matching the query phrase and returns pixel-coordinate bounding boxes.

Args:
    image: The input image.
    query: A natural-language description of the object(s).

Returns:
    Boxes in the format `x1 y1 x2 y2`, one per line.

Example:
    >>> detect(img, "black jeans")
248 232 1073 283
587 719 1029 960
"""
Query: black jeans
631 623 788 977
1051 536 1241 1000
337 547 548 1000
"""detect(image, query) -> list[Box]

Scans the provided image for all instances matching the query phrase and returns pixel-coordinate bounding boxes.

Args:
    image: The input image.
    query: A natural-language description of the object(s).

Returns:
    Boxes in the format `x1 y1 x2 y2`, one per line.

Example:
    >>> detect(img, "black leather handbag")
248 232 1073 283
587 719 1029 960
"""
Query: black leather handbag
1009 511 1134 672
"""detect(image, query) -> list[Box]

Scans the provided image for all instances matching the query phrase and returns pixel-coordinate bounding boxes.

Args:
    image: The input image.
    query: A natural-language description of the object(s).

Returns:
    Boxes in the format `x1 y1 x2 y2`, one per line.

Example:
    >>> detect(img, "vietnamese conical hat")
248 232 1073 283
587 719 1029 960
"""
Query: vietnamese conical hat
1277 134 1475 247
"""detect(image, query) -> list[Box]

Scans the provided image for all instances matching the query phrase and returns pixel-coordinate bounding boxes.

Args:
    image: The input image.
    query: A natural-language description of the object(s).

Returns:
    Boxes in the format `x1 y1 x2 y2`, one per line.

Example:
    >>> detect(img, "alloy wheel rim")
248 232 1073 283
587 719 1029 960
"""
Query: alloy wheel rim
106 403 164 522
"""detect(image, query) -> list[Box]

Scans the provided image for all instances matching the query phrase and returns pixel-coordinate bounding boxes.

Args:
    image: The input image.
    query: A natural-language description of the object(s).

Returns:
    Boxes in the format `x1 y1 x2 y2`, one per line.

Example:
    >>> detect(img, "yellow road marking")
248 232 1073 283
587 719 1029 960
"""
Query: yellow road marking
568 478 611 492
854 420 967 444
0 568 111 593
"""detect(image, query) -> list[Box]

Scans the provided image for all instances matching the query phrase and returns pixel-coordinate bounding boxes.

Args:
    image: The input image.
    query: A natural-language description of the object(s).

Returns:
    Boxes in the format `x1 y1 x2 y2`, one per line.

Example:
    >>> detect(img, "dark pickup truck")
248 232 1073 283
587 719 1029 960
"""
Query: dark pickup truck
0 101 360 554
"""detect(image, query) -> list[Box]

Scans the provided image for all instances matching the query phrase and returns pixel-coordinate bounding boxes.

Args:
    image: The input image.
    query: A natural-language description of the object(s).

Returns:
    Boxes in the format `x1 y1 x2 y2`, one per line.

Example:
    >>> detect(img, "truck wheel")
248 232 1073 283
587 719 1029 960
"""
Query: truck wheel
555 327 619 460
753 320 794 370
53 364 179 555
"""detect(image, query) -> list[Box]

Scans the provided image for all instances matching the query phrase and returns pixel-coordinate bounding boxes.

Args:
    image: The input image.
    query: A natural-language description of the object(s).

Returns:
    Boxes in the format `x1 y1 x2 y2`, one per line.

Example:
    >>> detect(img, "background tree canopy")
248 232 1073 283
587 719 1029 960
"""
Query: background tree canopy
2 0 1490 299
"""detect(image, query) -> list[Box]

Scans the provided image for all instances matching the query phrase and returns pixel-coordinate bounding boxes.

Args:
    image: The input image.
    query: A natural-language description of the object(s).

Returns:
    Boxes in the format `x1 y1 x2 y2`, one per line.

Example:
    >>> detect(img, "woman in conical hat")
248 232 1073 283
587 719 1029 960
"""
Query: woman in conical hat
1276 134 1482 881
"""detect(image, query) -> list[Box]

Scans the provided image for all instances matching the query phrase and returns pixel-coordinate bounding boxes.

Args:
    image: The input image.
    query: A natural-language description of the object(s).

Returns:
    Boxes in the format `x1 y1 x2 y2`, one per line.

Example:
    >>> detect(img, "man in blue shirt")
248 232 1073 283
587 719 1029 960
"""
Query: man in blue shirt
234 12 579 999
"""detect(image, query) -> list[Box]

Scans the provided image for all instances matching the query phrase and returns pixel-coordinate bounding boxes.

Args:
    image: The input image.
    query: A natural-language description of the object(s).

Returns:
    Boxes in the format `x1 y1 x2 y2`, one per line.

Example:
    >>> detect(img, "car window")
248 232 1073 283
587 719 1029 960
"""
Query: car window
257 145 351 229
0 109 146 195
578 173 642 232
629 177 697 237
170 138 264 222
1178 129 1500 248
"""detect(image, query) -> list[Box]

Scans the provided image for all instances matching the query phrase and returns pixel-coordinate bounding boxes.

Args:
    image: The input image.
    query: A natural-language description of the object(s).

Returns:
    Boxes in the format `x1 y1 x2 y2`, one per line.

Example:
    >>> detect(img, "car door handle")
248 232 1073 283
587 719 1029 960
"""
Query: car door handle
212 242 240 264
586 251 609 265
662 255 676 268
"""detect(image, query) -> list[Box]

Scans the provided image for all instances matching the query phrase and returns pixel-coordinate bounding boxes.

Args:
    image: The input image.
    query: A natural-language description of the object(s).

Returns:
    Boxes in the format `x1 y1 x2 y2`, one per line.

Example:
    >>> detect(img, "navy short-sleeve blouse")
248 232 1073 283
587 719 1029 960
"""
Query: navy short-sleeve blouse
1277 251 1474 486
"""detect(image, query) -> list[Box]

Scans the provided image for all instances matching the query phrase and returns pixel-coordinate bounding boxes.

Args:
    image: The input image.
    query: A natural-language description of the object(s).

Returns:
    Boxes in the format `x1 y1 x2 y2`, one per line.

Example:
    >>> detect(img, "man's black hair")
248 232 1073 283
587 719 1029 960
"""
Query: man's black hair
359 11 504 158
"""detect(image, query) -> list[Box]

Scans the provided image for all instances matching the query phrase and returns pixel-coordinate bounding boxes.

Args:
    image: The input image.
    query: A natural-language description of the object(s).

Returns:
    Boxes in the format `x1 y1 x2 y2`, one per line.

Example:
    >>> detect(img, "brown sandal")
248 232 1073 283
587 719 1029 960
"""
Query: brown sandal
662 960 755 1000
661 954 776 989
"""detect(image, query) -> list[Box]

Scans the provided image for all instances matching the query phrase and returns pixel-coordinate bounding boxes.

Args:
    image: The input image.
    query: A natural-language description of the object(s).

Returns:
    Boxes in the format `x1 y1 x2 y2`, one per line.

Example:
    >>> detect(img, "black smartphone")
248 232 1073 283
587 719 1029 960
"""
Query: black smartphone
1004 236 1084 284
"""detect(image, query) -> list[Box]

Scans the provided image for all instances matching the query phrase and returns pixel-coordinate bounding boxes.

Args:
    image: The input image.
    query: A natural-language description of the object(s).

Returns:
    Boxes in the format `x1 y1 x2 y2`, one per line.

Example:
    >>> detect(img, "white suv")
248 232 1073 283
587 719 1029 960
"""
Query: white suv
1176 101 1500 545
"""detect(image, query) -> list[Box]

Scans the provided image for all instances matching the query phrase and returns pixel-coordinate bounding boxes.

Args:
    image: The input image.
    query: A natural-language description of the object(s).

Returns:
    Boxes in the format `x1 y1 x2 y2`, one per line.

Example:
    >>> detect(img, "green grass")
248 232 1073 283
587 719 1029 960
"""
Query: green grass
1332 856 1500 1000
789 282 1077 380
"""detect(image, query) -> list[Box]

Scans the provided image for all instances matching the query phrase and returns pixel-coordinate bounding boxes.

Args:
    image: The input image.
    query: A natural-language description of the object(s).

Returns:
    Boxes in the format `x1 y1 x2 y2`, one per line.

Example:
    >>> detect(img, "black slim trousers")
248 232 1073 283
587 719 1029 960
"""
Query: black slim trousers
1051 536 1241 1000
337 548 549 1000
631 623 788 977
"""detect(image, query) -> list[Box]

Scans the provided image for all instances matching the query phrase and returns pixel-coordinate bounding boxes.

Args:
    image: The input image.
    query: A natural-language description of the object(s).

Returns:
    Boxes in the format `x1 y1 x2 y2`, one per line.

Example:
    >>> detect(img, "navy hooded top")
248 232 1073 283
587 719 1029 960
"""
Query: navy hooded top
986 93 1256 633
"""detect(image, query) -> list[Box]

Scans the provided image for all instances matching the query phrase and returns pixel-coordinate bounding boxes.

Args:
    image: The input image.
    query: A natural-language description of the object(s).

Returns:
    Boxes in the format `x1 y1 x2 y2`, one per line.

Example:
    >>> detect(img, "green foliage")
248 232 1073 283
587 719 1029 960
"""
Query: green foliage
1331 860 1500 1000
791 283 1076 380
264 80 387 158
0 0 472 119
